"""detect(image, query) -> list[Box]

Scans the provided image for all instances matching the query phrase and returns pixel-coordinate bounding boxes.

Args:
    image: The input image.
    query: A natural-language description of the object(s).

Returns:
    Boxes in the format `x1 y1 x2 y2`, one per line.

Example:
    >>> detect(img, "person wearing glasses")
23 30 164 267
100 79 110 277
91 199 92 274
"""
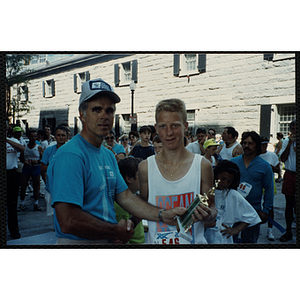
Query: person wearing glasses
120 133 130 157
207 128 216 140
104 130 125 162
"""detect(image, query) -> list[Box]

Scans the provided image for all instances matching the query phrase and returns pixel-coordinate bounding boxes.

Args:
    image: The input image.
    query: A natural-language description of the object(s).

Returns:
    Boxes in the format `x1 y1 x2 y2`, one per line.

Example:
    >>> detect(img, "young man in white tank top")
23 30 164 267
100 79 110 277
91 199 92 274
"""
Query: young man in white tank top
138 99 217 244
218 127 243 160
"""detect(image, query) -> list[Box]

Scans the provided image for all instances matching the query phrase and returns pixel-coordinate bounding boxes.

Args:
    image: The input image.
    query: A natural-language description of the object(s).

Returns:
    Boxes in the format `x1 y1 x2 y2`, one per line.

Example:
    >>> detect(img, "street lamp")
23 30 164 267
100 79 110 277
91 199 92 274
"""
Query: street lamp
130 81 137 131
11 99 15 124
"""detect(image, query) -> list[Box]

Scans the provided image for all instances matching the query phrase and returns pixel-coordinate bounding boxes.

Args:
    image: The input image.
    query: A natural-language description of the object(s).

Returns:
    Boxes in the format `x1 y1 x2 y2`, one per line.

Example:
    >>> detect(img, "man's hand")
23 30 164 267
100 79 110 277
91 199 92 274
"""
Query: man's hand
192 203 215 223
162 207 187 226
258 211 269 224
112 219 134 244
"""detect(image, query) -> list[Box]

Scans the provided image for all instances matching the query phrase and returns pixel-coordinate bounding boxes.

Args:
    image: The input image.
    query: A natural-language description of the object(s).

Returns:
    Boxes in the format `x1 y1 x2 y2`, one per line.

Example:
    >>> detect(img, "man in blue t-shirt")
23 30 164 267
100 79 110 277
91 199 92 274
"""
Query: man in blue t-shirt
47 78 187 245
231 131 274 243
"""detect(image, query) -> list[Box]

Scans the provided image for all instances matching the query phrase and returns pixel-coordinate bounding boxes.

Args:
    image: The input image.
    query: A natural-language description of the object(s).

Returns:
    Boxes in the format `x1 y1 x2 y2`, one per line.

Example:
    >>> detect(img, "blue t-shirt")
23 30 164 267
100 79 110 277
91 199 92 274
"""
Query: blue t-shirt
230 155 274 214
47 134 128 240
113 143 125 155
41 144 59 192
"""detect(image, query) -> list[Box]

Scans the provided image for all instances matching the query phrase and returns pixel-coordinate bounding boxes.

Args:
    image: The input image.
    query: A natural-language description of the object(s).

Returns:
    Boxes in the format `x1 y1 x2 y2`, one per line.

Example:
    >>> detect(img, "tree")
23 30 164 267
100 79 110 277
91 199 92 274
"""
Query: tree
6 54 38 124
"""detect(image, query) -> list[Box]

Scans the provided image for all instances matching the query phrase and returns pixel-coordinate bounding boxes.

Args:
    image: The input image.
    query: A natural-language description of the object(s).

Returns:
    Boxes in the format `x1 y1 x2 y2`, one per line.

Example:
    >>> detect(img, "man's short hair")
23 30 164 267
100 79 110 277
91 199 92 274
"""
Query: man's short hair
139 126 151 134
196 127 206 135
225 126 237 138
241 131 262 156
54 125 68 135
44 124 51 130
118 157 143 180
155 99 187 124
27 129 37 137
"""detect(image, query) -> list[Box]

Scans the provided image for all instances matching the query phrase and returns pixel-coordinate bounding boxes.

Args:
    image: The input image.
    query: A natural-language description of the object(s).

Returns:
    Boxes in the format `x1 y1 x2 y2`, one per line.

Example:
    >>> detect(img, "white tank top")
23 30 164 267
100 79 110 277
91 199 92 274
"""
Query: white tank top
147 154 207 244
24 144 40 165
219 141 239 160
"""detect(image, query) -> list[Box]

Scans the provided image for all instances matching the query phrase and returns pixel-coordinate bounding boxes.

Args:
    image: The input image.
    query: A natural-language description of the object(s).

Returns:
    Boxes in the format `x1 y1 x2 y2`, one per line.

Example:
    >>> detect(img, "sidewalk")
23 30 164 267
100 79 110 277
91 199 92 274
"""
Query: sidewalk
7 180 297 246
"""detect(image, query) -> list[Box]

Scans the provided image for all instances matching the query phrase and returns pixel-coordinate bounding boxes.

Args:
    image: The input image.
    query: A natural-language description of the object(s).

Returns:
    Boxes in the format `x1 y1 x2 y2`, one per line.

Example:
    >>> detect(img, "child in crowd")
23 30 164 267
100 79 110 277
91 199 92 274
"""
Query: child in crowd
153 135 163 155
204 160 261 244
114 157 145 244
131 126 155 160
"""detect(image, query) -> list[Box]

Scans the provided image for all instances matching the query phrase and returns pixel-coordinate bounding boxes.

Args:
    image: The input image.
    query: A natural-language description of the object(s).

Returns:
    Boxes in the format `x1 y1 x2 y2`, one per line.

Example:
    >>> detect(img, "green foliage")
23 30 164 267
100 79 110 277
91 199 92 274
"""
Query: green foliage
6 54 38 121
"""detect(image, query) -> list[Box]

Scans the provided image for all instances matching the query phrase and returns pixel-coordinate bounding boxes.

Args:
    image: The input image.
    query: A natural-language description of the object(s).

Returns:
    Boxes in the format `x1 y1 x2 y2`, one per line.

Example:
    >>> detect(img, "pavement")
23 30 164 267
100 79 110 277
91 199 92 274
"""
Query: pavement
6 177 297 246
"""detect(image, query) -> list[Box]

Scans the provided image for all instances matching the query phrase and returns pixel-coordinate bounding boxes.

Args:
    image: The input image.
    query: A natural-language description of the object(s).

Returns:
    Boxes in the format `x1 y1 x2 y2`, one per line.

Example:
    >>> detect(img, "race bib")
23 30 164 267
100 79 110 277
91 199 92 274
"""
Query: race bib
237 182 252 198
153 231 191 245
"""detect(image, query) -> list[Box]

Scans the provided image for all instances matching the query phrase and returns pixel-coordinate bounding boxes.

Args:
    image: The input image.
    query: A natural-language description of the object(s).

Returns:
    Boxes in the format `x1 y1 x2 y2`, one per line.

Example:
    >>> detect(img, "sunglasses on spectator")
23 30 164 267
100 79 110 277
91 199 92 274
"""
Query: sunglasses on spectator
105 137 114 140
121 138 128 141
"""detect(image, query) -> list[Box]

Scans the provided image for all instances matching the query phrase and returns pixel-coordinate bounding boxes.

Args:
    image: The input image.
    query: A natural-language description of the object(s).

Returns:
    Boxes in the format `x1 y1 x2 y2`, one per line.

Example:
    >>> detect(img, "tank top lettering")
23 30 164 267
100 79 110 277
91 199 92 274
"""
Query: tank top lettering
147 154 207 244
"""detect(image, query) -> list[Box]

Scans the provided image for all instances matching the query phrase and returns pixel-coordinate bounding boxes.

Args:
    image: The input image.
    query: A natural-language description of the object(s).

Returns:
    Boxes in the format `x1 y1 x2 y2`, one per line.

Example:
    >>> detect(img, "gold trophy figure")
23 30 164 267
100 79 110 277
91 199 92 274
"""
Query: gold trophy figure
176 179 220 242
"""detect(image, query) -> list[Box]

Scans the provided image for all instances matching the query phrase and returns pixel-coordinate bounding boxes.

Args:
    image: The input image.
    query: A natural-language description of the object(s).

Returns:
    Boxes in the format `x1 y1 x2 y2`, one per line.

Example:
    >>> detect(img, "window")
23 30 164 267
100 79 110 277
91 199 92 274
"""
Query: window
174 54 206 77
74 71 90 93
18 85 28 102
42 79 55 98
31 55 47 64
263 54 274 61
114 60 138 87
187 110 195 134
278 104 296 137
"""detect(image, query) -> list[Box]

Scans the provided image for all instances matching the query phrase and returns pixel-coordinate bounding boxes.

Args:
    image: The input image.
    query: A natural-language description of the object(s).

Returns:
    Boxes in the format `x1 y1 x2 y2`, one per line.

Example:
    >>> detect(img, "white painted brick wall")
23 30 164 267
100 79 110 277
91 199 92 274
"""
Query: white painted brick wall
12 53 295 144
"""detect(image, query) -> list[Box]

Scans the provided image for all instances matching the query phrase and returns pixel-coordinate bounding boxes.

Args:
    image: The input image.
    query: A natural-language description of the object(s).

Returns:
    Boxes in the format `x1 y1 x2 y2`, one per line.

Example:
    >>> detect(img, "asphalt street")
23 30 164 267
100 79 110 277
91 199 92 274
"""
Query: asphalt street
6 179 297 246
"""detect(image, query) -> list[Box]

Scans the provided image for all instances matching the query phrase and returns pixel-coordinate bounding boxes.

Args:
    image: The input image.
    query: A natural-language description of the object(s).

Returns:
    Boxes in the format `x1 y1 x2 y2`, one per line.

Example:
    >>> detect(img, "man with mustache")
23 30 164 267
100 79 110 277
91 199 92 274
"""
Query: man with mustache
231 131 274 243
47 78 187 245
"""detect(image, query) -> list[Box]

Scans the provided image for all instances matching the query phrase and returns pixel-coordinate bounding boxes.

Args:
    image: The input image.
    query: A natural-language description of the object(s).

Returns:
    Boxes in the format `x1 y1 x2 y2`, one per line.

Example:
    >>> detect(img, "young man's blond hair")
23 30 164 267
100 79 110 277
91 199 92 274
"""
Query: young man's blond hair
155 98 187 124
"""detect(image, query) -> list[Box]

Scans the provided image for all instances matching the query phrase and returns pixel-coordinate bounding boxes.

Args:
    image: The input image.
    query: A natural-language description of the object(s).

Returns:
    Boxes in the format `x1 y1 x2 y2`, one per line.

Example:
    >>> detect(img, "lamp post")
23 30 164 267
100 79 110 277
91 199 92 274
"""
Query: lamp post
130 81 137 131
11 99 15 124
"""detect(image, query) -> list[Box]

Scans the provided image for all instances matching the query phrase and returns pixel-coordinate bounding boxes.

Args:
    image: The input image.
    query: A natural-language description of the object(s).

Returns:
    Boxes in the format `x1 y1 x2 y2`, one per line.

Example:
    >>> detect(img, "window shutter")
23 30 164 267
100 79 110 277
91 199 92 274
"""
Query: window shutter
114 64 119 87
260 105 271 139
173 54 180 76
198 54 206 73
73 74 77 93
263 54 273 61
51 79 55 97
24 86 28 101
85 71 90 81
42 81 45 97
17 86 20 101
131 60 138 83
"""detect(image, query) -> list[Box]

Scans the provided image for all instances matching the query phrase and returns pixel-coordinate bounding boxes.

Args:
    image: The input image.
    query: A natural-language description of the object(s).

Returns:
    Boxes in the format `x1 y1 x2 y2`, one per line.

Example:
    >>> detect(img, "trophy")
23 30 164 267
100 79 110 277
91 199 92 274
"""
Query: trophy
176 180 220 242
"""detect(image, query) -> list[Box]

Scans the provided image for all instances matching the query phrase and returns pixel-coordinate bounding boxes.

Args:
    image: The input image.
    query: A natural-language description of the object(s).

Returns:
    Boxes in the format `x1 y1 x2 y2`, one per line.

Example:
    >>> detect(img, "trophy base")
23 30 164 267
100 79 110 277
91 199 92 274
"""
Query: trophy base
176 217 193 242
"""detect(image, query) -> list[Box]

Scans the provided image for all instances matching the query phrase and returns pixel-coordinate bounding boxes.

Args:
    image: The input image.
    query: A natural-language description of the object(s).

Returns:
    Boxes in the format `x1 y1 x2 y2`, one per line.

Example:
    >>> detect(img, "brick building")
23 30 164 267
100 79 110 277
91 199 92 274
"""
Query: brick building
11 53 295 145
